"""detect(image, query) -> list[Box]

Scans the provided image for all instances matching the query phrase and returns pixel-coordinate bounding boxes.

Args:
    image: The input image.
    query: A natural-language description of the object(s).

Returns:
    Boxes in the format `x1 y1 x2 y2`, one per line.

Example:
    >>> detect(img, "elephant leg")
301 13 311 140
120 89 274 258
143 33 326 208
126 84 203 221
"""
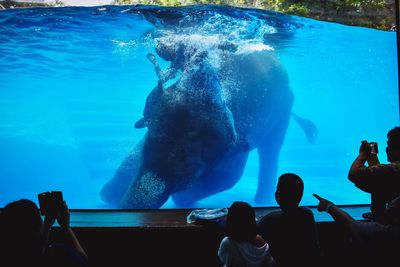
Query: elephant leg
100 139 144 206
118 171 171 209
255 108 292 204
171 149 249 206
255 141 282 204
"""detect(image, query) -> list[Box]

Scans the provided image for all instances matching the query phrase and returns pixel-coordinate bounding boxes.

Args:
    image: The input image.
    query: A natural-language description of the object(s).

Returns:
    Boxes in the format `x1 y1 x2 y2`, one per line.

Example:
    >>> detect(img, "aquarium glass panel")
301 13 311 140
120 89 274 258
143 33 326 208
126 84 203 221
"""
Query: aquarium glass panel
0 1 398 209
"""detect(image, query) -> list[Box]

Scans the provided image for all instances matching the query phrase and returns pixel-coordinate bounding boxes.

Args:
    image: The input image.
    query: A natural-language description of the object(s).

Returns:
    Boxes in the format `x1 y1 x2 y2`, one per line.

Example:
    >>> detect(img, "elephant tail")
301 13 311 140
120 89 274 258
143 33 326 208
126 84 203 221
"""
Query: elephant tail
291 112 318 144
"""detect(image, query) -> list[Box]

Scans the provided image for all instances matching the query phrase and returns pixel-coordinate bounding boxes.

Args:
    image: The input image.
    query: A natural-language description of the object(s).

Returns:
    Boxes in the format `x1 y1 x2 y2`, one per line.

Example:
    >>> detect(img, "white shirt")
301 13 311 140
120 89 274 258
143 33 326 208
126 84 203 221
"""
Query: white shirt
218 236 275 267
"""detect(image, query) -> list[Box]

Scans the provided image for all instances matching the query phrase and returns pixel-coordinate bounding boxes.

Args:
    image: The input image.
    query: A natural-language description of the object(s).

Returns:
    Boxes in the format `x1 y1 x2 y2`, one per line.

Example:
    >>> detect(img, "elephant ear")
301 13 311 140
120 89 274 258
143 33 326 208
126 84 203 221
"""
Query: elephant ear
134 118 148 129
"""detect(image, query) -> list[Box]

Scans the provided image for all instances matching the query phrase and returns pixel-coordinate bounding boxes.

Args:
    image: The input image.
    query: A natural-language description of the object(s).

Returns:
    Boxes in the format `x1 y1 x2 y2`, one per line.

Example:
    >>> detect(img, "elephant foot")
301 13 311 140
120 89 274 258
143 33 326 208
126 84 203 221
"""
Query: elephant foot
254 190 275 206
100 189 116 206
100 181 125 206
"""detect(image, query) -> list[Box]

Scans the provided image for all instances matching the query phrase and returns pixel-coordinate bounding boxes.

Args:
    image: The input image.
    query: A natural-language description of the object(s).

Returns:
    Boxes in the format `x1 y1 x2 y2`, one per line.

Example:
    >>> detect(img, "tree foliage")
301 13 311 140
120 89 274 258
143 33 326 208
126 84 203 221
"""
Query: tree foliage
0 0 394 30
112 0 396 30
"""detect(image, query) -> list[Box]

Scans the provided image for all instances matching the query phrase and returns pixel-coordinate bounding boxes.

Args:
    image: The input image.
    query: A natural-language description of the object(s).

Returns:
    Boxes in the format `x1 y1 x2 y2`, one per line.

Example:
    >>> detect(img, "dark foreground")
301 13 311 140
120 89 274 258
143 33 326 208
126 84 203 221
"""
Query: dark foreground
46 205 369 267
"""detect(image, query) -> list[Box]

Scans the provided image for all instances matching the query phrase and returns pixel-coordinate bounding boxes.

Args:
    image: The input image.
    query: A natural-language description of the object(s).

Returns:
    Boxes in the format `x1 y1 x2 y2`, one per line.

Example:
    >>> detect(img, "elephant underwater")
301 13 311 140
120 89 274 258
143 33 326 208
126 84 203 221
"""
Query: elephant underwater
100 33 317 209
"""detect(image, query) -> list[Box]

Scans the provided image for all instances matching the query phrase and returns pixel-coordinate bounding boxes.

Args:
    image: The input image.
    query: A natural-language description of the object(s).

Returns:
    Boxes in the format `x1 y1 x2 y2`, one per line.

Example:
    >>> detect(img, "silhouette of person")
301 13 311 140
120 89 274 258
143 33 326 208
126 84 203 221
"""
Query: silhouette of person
0 198 88 267
313 193 400 267
0 199 44 266
258 173 320 267
348 127 400 222
218 201 275 267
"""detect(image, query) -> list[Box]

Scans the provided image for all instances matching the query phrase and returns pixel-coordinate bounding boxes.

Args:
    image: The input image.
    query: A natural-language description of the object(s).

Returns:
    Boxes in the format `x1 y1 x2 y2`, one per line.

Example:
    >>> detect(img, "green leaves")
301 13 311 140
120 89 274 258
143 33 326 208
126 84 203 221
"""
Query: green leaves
112 0 395 30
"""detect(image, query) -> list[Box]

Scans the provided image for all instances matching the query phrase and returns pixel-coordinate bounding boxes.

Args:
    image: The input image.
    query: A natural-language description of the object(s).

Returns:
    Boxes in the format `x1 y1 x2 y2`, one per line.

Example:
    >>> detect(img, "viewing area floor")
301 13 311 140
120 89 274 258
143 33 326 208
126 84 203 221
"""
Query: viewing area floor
52 205 370 267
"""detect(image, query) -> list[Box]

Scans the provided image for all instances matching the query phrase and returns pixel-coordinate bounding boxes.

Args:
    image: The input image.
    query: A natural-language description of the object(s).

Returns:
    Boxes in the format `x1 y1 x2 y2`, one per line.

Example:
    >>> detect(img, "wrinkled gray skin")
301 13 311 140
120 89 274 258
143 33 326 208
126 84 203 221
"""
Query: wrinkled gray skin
101 49 294 208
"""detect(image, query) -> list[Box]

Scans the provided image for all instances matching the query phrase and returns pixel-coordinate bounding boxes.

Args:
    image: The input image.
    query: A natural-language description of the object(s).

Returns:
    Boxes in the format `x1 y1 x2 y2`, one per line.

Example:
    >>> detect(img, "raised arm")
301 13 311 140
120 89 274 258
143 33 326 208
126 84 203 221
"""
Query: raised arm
348 140 371 182
313 193 355 228
56 201 88 260
42 213 56 253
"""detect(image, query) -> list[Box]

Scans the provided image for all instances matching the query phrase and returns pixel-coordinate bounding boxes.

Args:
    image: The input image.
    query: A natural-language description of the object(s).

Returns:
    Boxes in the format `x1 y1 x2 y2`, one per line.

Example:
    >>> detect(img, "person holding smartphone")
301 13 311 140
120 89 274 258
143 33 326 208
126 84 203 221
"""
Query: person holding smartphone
0 193 88 267
348 126 400 222
41 196 88 267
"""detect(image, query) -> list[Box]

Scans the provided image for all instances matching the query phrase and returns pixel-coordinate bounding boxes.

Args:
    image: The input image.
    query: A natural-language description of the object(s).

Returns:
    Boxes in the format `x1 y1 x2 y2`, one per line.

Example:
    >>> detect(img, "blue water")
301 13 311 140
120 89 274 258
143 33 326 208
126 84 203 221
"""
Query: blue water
0 5 398 209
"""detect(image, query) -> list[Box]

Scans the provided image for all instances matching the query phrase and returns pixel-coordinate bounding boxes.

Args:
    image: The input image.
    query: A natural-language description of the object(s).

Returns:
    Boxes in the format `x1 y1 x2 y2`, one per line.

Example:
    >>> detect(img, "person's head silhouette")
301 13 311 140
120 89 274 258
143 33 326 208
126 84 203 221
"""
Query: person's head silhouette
0 199 44 263
226 201 257 242
386 127 400 163
275 173 304 211
1 199 43 239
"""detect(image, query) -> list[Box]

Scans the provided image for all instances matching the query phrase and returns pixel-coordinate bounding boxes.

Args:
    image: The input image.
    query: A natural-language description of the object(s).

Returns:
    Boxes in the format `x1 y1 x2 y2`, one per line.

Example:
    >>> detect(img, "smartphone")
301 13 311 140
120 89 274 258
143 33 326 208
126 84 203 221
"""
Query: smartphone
37 191 64 216
367 142 380 166
38 192 52 216
369 142 379 154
